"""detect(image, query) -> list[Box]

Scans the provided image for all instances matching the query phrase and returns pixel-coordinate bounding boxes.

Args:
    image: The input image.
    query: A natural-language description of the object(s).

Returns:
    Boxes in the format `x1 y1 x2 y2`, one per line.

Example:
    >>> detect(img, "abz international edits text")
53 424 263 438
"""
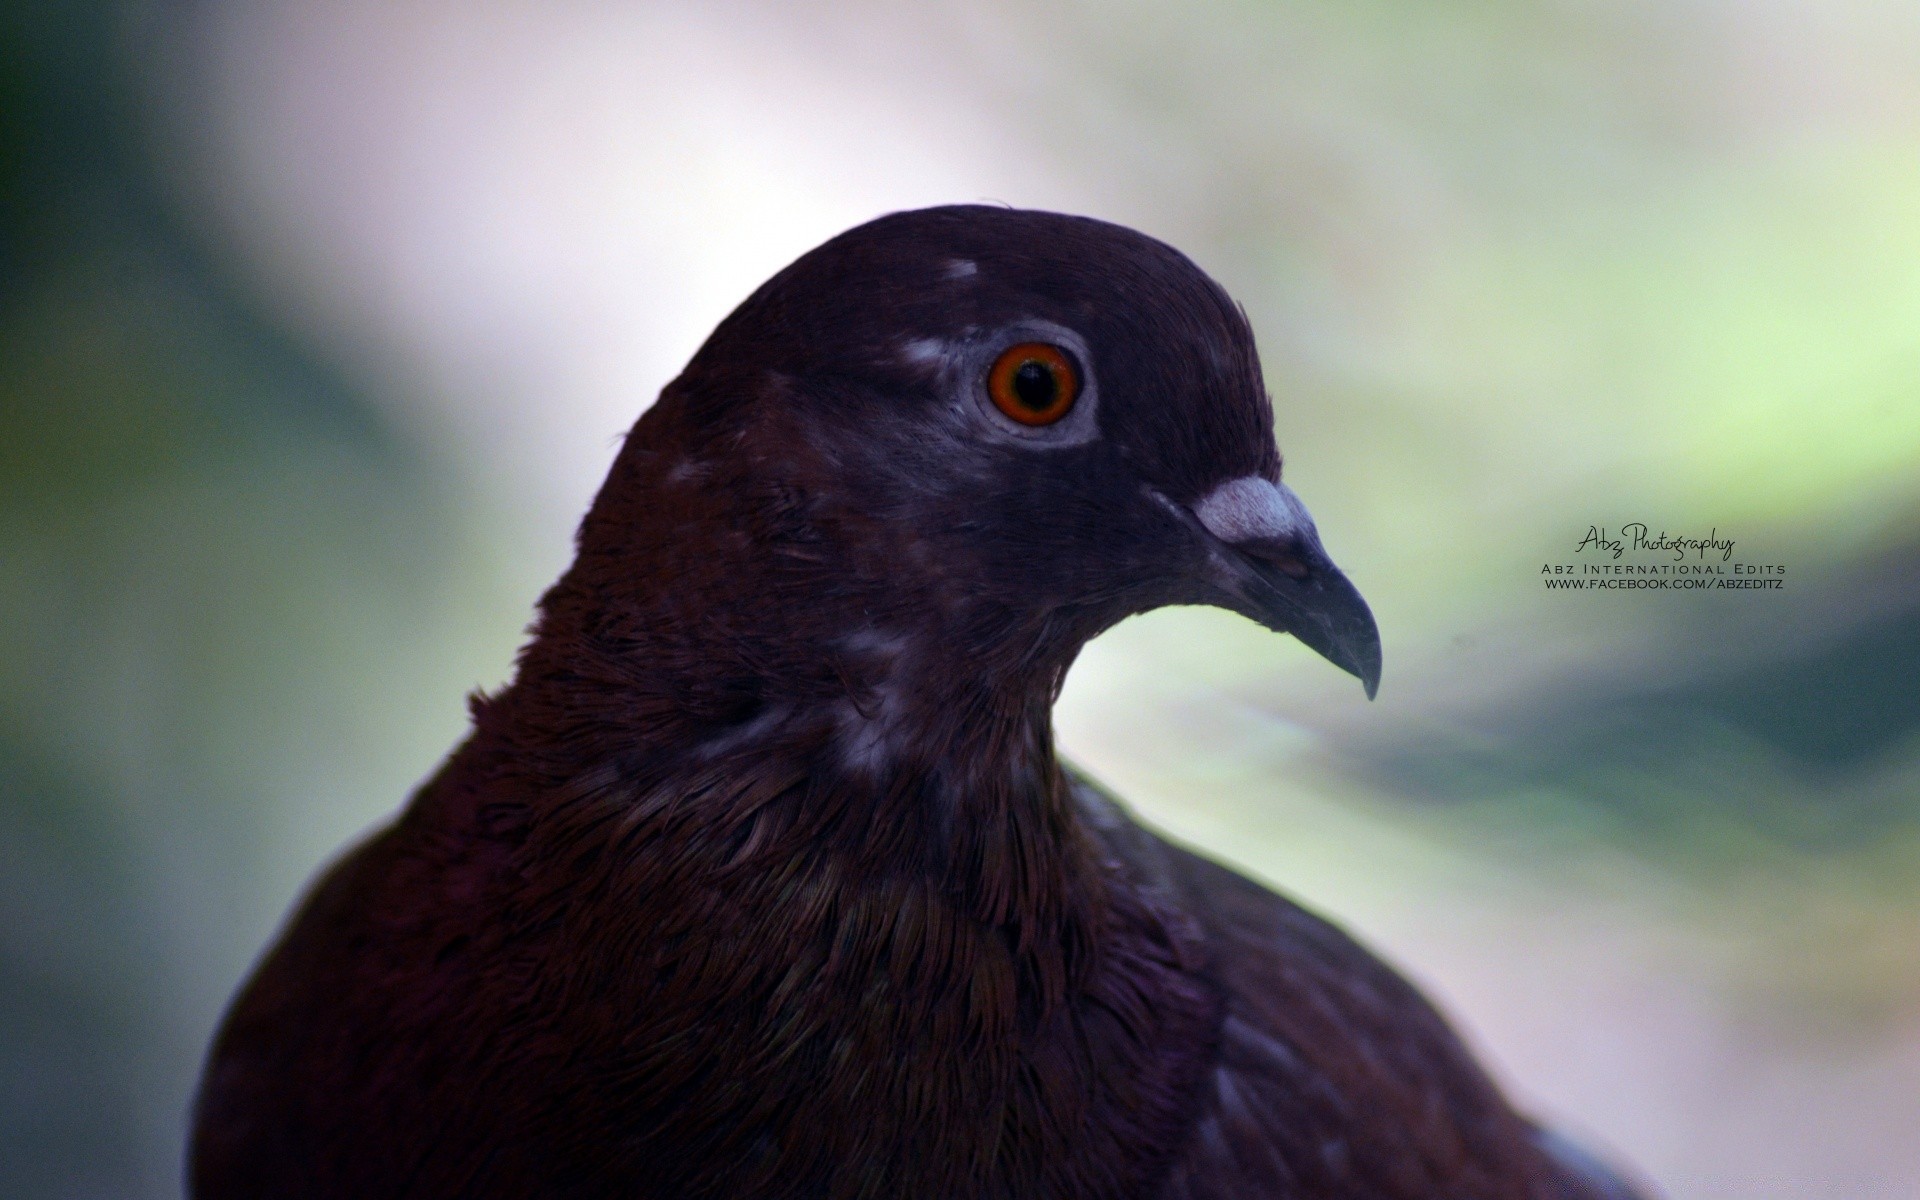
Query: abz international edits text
1540 561 1785 590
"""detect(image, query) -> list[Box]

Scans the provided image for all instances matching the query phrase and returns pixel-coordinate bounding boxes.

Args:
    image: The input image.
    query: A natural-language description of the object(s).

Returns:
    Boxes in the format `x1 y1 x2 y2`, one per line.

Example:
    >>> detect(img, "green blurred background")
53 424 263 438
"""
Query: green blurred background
4 2 1918 1196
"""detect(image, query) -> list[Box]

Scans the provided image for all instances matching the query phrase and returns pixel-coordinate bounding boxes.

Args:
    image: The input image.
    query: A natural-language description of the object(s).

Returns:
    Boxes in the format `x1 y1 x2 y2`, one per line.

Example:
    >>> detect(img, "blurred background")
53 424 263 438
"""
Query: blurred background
5 0 1919 1195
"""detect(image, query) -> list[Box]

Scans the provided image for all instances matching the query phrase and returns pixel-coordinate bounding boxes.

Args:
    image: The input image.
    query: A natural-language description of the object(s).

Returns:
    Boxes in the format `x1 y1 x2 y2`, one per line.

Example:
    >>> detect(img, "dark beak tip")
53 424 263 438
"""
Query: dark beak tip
1299 577 1382 701
1341 623 1382 701
1217 528 1382 702
1355 617 1383 700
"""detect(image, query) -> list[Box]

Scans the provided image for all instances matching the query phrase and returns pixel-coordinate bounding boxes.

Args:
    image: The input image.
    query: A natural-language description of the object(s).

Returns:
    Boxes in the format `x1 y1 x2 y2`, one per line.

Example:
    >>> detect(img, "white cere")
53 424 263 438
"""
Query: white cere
1193 476 1314 545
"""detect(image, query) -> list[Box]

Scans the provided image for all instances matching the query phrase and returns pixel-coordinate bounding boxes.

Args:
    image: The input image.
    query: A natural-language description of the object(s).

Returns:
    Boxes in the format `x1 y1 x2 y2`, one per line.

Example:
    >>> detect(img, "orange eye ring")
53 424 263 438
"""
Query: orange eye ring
986 342 1080 426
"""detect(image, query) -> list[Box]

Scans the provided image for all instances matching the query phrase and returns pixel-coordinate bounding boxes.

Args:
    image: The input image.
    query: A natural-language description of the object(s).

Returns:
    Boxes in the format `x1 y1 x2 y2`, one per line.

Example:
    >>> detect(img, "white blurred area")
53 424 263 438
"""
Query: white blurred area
150 2 1920 1197
167 1 1143 530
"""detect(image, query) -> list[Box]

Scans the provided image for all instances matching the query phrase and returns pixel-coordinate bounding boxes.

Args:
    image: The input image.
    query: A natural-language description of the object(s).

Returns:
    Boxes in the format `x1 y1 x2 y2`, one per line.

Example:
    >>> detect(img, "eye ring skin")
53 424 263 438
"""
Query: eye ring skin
987 342 1080 426
951 321 1101 447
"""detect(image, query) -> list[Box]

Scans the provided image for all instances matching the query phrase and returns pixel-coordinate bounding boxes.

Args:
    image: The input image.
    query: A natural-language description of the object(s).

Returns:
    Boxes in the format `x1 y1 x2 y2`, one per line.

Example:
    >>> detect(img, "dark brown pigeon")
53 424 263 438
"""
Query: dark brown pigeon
191 206 1650 1199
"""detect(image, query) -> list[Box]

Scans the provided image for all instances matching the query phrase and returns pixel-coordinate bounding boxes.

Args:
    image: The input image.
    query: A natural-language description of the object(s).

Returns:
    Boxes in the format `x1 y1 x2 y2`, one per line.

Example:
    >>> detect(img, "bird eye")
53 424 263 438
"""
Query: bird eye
986 342 1080 426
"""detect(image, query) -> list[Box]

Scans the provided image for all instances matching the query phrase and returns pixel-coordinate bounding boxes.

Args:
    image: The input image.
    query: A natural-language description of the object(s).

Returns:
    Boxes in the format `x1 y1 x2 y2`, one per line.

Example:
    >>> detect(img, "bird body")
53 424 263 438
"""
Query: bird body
192 207 1645 1199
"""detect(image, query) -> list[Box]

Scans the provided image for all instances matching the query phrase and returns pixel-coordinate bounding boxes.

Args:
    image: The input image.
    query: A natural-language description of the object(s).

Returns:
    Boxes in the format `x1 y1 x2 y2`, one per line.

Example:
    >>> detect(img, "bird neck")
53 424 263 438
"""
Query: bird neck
454 618 1217 1199
492 584 1104 939
486 391 1115 941
430 403 1217 1197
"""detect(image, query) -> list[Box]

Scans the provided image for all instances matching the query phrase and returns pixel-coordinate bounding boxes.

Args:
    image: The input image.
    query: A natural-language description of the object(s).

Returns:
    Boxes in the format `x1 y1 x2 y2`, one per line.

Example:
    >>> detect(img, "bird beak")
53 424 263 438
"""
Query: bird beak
1189 476 1382 699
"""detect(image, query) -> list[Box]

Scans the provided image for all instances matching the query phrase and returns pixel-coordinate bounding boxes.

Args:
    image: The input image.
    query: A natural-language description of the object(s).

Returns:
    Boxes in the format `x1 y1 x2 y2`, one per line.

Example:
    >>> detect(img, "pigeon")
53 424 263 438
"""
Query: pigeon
191 206 1650 1200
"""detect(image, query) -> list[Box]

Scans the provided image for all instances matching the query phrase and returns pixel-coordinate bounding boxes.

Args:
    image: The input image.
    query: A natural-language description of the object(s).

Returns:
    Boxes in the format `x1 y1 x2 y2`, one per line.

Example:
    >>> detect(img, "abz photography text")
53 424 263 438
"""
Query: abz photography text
1574 523 1734 561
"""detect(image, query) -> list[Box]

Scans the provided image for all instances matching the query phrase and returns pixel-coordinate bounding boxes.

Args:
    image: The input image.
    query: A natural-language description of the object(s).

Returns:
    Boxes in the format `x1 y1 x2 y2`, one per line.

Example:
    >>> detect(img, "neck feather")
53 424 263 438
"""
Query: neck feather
423 399 1215 1198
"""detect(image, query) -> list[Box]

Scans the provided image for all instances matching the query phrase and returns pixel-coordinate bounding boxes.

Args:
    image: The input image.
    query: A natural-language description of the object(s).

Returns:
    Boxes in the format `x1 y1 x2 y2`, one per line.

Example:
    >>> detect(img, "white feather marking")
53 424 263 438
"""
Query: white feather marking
834 680 912 774
838 628 910 660
833 629 915 773
1222 1014 1304 1073
899 338 949 367
695 702 789 759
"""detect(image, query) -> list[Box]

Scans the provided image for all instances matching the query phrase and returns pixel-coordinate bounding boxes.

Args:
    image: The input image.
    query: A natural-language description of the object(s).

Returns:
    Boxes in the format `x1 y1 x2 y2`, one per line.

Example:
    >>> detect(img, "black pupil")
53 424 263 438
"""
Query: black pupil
1011 360 1057 411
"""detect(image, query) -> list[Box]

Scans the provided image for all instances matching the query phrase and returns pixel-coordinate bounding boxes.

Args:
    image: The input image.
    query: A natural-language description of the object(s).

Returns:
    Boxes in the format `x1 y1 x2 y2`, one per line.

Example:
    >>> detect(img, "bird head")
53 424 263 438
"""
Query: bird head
588 206 1380 703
